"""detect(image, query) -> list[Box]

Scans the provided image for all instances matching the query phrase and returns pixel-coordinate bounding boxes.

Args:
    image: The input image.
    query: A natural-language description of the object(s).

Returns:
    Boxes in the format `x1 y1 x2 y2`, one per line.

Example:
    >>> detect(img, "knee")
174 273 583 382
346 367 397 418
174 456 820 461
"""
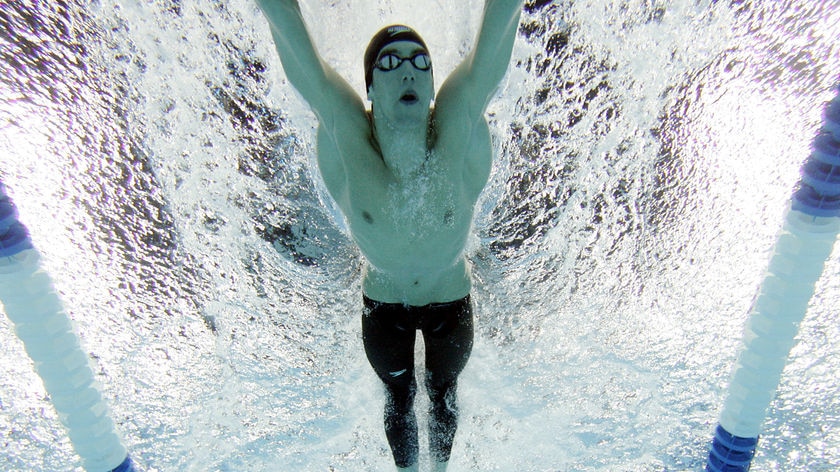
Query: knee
425 373 457 407
385 377 417 414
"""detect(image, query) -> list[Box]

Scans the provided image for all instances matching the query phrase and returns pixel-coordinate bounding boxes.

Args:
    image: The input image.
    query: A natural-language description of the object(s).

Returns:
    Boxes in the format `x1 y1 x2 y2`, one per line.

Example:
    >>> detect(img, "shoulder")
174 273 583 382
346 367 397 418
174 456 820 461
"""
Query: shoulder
432 106 492 201
310 72 369 129
315 108 382 207
434 64 483 134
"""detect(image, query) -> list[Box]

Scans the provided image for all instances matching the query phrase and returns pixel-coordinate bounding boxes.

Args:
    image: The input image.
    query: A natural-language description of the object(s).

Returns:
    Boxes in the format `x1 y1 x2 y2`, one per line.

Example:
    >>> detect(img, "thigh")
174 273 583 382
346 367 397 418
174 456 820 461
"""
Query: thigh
422 297 474 385
362 298 417 386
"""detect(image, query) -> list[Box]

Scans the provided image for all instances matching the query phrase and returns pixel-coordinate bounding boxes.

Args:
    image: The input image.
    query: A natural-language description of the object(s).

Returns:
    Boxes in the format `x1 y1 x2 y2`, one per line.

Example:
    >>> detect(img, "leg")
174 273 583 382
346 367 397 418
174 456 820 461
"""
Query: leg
421 297 474 465
383 376 418 469
362 298 419 469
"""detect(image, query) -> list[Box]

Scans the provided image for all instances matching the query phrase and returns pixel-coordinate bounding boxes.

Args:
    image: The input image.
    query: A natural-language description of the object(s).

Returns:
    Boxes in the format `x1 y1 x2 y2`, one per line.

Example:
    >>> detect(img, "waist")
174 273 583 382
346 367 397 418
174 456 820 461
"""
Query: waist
362 258 471 305
362 294 473 335
363 293 471 310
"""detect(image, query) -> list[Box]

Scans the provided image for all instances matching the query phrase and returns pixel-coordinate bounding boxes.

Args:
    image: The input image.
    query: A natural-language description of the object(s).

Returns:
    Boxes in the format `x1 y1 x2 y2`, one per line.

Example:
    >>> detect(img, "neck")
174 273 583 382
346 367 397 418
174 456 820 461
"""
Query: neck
372 114 430 181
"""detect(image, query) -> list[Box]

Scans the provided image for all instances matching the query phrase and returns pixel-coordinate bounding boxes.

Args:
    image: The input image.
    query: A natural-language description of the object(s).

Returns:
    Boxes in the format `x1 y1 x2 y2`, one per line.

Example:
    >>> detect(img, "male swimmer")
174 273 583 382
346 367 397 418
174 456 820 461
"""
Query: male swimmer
255 1 523 470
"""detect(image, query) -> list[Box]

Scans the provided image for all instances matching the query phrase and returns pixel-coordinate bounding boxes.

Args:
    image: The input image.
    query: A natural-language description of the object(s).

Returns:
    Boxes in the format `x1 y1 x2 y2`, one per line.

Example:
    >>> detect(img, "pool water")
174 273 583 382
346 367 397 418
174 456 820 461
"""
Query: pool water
1 0 839 470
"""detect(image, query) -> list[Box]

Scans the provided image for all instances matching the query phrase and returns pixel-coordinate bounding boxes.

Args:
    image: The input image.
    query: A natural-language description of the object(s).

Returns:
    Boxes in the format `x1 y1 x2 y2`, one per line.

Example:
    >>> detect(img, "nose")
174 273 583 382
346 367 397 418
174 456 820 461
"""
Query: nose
400 64 416 82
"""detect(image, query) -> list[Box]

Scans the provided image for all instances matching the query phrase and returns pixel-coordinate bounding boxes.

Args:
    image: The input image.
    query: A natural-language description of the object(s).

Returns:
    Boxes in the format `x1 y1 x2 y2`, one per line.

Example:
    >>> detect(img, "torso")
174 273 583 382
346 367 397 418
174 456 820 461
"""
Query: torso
316 109 492 306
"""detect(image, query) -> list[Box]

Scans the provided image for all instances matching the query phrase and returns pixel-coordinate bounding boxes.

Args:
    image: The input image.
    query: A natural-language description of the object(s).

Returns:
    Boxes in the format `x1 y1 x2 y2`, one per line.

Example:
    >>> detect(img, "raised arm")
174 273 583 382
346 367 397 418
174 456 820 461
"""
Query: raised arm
255 0 364 124
436 0 524 119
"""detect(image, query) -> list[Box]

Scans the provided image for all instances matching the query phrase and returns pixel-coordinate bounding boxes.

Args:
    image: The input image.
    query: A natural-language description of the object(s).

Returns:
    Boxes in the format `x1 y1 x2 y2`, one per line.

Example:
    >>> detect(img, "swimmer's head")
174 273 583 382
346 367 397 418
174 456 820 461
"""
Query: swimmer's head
364 25 429 93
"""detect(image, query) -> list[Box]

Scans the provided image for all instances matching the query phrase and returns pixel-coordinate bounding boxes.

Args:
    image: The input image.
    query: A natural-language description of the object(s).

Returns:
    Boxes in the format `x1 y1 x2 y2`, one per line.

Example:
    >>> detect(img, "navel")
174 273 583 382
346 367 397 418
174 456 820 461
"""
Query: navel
443 209 454 225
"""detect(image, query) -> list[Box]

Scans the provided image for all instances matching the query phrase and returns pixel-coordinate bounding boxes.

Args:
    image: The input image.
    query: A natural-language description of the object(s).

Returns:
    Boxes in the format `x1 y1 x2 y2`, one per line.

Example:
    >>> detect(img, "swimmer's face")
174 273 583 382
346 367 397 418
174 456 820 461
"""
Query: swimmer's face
368 40 434 126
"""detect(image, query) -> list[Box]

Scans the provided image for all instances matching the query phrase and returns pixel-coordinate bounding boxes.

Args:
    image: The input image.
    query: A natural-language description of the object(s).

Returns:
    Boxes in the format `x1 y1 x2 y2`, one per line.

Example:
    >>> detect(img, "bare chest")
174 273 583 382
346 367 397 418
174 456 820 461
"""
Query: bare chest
358 159 463 230
346 156 472 270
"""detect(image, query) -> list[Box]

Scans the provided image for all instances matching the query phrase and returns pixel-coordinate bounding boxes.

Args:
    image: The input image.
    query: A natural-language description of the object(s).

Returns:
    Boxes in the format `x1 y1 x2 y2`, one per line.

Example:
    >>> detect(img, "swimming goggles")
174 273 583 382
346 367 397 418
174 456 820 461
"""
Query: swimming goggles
374 52 432 72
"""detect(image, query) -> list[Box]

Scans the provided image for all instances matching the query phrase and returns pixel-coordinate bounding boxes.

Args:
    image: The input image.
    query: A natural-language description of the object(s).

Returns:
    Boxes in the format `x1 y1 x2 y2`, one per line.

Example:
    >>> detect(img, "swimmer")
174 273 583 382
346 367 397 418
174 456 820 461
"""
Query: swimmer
255 1 524 470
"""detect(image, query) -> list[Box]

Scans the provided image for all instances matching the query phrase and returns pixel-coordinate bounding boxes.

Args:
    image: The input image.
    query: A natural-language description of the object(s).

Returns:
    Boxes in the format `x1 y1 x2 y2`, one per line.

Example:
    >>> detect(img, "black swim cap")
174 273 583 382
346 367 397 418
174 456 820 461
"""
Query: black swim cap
364 25 428 92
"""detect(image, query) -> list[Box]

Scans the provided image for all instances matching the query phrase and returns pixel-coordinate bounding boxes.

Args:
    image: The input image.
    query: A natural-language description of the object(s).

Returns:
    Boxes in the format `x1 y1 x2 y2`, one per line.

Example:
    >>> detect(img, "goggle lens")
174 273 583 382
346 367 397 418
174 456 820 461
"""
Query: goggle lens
375 52 432 72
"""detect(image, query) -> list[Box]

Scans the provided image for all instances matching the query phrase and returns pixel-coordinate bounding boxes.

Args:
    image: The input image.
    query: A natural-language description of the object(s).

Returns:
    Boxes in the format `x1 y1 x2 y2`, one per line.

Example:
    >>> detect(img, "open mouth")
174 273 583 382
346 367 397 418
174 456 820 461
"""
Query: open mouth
400 91 419 104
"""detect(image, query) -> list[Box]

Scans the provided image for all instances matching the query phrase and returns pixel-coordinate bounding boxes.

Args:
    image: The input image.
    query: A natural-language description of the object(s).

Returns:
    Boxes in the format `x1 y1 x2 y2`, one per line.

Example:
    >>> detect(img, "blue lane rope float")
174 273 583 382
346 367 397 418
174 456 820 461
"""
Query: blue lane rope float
0 182 138 472
706 85 840 472
0 187 34 257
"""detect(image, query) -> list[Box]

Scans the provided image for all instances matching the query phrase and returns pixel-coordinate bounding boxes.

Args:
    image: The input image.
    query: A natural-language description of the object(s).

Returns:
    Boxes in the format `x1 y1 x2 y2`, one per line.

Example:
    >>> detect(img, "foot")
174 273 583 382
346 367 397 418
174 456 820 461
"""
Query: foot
432 461 448 472
397 464 419 472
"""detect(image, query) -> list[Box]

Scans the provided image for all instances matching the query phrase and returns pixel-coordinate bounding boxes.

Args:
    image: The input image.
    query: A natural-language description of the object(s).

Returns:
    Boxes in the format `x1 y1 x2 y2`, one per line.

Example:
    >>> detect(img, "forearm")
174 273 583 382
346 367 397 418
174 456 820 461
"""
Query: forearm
256 0 305 44
472 0 524 79
255 0 330 109
256 0 303 33
449 0 523 111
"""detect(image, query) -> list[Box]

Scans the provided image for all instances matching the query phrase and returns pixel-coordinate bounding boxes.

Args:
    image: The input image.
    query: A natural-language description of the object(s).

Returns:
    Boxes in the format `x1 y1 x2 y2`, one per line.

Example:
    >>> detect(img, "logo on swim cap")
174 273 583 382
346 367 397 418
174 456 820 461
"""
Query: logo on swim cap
386 25 412 36
364 24 429 92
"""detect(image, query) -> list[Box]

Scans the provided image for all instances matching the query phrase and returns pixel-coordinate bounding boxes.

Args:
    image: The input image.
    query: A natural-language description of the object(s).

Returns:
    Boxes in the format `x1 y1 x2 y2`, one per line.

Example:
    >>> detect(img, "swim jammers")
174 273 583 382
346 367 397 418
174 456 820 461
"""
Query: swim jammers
362 295 474 467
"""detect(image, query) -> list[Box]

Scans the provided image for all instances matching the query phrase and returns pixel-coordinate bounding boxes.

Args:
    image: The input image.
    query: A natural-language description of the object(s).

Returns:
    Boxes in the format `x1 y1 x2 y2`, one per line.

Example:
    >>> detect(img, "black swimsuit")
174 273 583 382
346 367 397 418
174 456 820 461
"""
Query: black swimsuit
362 295 474 467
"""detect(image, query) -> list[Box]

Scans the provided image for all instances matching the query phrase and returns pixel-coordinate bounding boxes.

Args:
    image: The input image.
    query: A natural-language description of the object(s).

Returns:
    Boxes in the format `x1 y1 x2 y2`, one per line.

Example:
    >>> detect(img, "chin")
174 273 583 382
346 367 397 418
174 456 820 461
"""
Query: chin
390 107 429 125
373 101 429 128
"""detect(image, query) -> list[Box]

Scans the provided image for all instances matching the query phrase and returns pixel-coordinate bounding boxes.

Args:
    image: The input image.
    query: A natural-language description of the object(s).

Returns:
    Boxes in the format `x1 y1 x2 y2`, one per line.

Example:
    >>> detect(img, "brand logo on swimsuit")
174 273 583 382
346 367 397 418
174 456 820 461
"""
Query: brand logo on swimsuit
389 369 408 378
